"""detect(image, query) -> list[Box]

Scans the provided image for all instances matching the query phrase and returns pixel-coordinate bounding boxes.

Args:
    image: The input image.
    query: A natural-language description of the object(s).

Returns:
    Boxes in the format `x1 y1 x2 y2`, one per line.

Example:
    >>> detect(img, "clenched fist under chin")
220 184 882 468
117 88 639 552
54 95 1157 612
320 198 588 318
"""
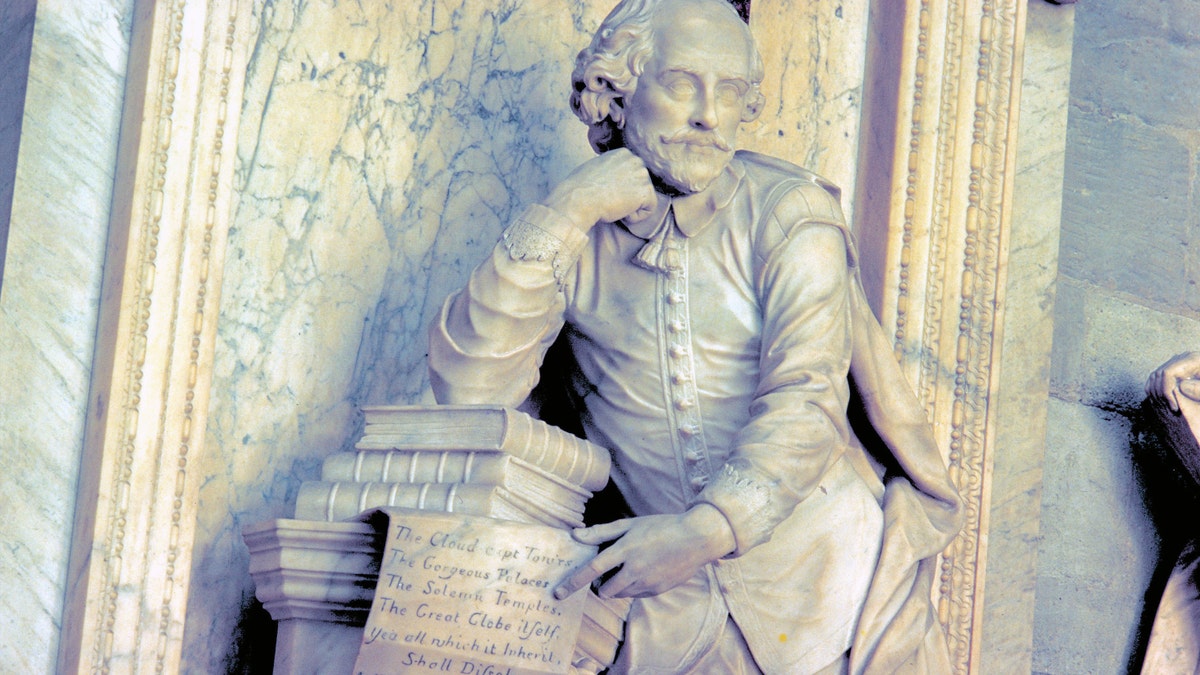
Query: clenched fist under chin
543 149 660 233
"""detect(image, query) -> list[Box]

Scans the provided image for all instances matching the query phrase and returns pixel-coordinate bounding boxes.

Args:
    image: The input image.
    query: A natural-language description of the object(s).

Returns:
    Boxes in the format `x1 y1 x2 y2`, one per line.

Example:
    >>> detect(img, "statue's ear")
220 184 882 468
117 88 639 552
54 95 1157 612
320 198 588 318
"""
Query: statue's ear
610 96 627 129
742 94 763 123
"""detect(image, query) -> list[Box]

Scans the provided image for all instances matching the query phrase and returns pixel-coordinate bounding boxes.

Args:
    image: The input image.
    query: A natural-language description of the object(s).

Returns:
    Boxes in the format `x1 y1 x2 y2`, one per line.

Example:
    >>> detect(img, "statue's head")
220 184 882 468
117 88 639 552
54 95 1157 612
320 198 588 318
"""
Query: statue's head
570 0 765 194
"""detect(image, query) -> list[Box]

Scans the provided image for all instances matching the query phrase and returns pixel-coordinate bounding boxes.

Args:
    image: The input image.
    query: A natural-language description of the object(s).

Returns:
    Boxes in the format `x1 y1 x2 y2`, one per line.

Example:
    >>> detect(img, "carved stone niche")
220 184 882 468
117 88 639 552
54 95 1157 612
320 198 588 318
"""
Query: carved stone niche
55 0 1029 672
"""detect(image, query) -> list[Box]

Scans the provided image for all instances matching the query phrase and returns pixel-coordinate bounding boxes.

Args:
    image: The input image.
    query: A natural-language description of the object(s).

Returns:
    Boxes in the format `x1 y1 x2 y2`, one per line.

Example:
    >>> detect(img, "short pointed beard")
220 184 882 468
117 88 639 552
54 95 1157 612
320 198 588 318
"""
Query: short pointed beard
624 123 734 195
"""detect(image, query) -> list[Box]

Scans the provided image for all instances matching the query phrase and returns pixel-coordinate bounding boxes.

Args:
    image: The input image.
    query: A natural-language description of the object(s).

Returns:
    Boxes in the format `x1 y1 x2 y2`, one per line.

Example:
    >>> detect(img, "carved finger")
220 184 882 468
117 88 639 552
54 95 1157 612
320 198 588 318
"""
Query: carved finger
1169 380 1183 413
1180 378 1200 403
571 519 634 545
1147 369 1162 398
1165 353 1200 381
553 546 624 600
597 566 638 598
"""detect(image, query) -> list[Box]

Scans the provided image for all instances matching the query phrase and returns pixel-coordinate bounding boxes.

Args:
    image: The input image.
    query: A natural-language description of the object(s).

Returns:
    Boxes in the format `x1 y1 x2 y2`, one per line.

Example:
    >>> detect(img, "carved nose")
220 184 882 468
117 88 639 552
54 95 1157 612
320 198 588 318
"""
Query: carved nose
691 93 719 130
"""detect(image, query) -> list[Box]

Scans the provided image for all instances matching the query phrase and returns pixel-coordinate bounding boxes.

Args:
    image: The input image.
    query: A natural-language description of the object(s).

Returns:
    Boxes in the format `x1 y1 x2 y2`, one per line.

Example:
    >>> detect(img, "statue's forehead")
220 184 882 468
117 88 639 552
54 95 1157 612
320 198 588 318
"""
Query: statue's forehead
647 13 754 82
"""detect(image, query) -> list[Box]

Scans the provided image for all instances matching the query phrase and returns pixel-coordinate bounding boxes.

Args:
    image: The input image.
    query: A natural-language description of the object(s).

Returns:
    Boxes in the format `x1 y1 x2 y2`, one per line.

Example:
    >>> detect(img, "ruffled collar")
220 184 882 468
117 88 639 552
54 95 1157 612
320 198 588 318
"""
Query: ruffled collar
621 158 744 273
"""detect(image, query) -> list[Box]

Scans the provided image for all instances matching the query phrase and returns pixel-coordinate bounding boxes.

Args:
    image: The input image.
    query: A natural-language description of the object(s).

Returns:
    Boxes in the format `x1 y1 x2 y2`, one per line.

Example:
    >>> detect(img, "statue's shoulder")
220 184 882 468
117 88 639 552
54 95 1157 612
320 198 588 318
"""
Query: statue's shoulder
735 151 856 267
736 150 847 247
735 150 842 205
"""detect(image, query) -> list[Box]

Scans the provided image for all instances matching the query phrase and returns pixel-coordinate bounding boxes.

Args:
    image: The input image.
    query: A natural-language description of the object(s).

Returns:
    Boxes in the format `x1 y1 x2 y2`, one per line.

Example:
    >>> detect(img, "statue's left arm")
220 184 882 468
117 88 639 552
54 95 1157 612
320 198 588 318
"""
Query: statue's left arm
696 185 854 556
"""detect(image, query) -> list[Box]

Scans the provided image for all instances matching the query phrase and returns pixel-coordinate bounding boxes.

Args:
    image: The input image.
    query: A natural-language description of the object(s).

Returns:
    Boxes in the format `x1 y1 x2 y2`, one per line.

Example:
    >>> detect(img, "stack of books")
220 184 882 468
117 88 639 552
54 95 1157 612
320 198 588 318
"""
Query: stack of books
291 404 626 674
294 405 610 527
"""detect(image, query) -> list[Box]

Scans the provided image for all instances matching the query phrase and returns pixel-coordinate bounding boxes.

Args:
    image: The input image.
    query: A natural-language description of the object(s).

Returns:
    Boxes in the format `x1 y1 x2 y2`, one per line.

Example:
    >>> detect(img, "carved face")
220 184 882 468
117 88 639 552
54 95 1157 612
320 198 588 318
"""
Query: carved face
622 0 753 194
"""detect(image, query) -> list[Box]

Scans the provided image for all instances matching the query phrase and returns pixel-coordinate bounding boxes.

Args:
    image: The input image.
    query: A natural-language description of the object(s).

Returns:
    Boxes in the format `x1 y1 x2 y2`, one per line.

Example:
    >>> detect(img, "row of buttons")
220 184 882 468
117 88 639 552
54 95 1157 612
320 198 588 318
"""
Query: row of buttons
660 236 710 496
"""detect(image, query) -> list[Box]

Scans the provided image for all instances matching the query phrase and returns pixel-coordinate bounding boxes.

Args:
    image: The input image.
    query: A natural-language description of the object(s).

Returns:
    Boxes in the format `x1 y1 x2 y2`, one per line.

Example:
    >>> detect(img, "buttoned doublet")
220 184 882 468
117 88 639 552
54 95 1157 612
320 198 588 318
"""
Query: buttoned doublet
430 151 886 673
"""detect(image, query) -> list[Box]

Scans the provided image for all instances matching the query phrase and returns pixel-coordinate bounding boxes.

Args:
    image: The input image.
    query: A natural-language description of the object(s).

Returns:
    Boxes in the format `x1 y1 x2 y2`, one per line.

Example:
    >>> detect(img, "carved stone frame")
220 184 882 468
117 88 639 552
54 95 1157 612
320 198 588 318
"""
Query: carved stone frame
58 0 252 671
855 0 1027 671
56 0 1026 671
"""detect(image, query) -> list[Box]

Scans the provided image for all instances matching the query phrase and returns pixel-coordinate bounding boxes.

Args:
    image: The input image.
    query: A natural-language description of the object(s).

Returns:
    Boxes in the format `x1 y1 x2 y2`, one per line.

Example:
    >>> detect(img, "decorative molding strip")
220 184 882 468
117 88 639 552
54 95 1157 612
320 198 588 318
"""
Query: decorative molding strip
946 1 1025 671
861 0 1027 672
58 0 251 672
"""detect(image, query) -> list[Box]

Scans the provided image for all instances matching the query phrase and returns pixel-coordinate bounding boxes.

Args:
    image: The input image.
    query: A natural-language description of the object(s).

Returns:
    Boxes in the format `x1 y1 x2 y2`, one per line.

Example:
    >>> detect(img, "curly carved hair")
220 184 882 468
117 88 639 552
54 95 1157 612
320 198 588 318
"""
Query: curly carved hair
569 0 765 153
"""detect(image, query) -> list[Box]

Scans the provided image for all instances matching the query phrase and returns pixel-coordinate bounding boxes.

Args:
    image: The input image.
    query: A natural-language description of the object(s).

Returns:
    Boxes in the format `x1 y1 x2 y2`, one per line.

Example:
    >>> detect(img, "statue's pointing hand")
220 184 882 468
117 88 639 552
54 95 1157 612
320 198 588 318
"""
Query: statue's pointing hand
553 504 735 600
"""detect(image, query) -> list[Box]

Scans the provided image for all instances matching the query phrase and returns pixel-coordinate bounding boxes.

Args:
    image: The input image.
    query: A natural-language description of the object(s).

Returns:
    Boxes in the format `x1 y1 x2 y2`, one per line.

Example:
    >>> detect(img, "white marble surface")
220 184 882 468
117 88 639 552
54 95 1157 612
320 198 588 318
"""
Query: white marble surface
0 0 132 671
185 1 872 669
275 620 365 674
745 0 867 217
980 3 1074 672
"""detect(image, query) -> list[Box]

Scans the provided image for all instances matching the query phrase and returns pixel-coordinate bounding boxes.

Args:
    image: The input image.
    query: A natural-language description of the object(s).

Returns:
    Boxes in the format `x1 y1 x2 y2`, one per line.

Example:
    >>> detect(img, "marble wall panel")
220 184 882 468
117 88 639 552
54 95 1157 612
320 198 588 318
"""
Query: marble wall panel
0 0 134 671
744 0 867 215
0 0 36 285
185 0 870 669
187 1 610 670
979 3 1074 672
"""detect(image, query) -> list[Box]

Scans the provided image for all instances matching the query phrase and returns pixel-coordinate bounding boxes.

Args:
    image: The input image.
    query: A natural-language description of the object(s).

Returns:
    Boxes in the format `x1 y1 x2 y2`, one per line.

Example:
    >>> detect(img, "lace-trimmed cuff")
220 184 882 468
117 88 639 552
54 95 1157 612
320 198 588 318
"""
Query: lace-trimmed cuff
500 204 588 286
696 462 778 557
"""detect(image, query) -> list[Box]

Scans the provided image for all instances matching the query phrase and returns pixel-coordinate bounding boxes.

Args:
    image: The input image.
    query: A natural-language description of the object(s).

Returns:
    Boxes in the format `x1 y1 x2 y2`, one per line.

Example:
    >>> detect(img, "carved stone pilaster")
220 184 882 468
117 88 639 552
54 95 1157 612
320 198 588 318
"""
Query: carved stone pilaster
58 0 251 671
855 0 1028 672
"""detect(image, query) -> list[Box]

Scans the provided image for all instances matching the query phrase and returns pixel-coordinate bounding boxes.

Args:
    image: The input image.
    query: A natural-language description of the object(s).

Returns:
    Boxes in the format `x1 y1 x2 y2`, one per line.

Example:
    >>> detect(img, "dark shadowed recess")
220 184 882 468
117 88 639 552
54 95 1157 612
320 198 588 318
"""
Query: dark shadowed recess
727 0 750 23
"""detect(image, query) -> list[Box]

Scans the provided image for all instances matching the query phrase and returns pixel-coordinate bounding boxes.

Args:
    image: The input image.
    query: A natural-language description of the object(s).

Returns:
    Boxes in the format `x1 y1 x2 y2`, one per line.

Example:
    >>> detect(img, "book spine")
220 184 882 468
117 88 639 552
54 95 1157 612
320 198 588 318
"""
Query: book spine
296 481 515 522
358 407 612 490
499 408 610 490
499 407 536 463
323 450 504 484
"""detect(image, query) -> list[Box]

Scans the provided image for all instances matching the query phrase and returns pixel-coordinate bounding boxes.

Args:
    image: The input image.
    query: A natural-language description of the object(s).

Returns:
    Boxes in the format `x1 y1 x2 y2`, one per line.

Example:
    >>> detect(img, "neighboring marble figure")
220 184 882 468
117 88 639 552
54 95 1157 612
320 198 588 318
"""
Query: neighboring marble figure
1142 352 1200 673
427 0 963 672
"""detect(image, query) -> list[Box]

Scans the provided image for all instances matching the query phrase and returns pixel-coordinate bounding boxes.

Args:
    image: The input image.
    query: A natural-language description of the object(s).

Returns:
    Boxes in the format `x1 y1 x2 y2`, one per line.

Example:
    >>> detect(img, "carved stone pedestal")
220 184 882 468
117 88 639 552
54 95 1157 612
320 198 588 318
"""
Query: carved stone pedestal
245 513 622 674
243 519 381 674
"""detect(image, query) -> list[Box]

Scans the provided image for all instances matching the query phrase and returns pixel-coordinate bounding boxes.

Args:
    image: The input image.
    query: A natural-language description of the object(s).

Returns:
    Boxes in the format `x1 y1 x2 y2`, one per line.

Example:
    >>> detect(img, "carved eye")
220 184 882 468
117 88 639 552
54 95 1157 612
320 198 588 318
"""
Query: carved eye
665 77 696 97
716 83 742 105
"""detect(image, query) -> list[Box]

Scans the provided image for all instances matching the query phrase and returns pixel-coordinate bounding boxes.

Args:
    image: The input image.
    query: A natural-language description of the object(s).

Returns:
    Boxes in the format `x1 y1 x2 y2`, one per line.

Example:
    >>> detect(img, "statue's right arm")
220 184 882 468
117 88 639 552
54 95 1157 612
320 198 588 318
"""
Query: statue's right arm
427 203 588 408
428 150 655 407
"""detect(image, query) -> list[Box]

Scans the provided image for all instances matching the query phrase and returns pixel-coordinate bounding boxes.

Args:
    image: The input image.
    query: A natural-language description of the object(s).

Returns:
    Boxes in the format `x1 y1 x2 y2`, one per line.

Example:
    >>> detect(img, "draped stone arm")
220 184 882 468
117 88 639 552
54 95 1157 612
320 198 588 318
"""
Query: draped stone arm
428 204 587 408
1145 352 1200 487
1141 352 1200 674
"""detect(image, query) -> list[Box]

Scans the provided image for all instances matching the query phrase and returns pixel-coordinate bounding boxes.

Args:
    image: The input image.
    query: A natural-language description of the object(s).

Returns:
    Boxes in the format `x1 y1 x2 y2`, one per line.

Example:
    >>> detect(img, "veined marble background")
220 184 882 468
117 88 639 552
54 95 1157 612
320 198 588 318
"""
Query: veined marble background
0 0 134 671
742 0 866 211
0 0 136 667
185 0 867 669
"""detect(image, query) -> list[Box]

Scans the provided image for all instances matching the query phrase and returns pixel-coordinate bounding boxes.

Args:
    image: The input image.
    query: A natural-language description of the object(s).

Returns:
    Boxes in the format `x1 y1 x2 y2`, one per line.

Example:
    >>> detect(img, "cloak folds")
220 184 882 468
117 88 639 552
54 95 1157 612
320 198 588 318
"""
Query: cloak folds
844 272 965 674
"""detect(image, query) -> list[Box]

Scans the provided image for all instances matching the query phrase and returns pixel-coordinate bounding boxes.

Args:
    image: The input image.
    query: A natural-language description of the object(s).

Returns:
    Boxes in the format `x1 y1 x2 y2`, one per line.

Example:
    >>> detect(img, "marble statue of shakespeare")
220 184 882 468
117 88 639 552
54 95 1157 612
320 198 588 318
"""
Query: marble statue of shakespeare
428 0 964 672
